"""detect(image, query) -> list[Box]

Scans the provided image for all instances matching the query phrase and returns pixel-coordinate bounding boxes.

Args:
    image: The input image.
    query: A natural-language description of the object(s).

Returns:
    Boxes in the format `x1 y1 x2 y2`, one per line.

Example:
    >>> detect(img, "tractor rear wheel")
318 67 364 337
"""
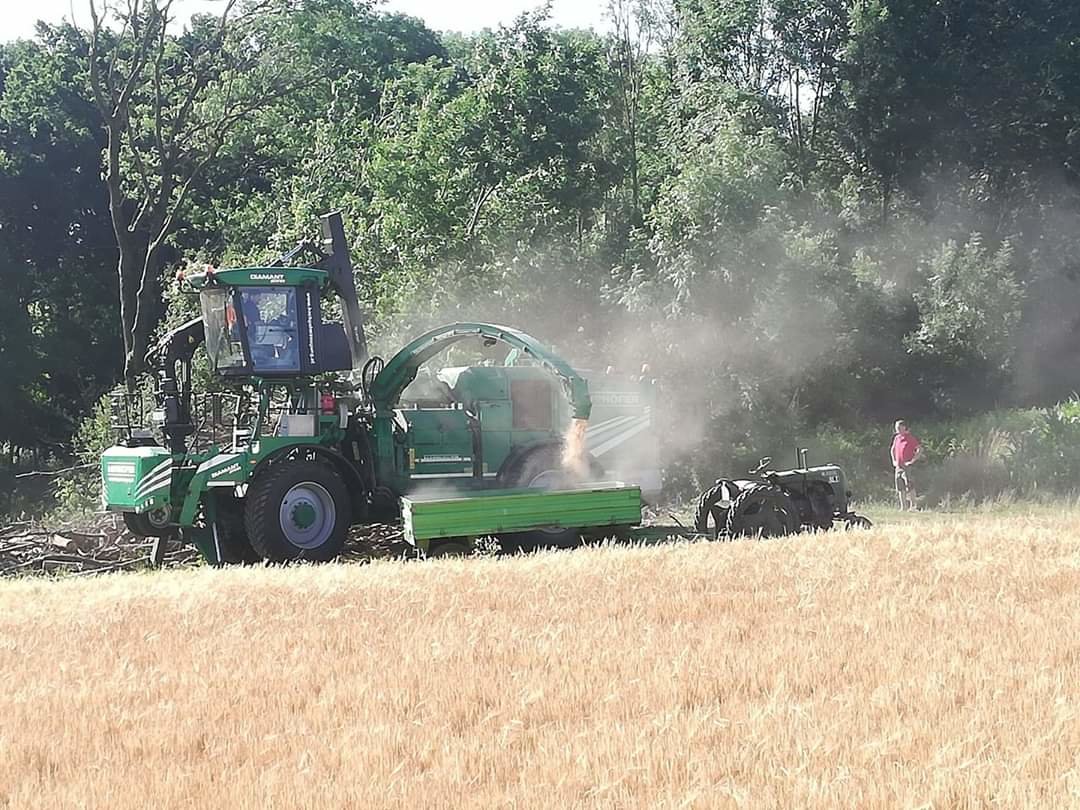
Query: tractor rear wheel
693 481 736 540
244 461 351 562
501 447 589 550
725 485 800 539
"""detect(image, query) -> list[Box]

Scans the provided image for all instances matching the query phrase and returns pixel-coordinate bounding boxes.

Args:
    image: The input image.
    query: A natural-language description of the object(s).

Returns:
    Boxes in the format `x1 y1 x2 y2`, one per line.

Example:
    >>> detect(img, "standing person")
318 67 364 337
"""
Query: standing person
891 420 922 511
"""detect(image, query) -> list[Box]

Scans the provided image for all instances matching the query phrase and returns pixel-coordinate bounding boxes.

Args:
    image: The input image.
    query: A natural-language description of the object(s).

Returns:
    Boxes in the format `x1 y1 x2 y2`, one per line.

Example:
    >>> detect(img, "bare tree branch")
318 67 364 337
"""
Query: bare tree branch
466 183 499 238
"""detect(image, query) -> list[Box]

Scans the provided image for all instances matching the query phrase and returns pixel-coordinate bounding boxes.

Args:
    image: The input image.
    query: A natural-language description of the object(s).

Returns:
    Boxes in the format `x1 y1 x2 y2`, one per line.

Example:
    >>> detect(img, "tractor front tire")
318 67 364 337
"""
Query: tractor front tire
693 481 735 540
244 461 351 562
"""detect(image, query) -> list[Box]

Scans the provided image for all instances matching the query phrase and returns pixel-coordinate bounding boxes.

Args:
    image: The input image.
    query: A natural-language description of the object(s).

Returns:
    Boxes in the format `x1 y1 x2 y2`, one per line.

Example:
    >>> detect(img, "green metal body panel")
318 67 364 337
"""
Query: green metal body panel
401 483 643 549
176 424 345 526
186 266 330 290
393 361 660 501
377 359 575 493
401 408 474 478
100 445 174 513
439 365 510 402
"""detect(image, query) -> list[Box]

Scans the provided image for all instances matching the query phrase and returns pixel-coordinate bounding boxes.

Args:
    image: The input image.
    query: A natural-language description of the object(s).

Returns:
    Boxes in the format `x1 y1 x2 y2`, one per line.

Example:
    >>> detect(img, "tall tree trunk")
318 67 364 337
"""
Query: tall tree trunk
117 250 140 381
629 114 641 224
127 241 166 379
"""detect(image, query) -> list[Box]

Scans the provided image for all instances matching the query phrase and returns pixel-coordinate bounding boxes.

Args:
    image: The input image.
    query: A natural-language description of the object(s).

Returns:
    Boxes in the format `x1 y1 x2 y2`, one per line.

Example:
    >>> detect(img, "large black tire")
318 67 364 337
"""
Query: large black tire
501 446 594 550
693 481 736 540
214 494 262 565
726 485 800 539
122 508 171 538
244 461 351 562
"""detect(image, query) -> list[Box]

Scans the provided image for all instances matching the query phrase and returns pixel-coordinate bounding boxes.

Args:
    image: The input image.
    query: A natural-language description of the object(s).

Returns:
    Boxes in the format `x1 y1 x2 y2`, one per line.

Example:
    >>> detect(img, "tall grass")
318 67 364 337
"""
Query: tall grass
2 510 1079 808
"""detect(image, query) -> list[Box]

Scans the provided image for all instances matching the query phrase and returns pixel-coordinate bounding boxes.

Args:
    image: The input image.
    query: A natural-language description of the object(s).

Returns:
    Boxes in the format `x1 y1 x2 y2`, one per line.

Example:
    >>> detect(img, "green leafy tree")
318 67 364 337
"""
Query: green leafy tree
0 31 119 454
79 0 317 380
907 235 1022 408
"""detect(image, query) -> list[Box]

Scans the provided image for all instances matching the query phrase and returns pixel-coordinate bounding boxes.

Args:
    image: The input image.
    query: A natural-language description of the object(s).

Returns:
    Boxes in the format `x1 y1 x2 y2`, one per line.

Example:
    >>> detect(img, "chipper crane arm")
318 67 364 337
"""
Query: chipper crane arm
143 318 205 454
309 211 368 368
367 322 592 420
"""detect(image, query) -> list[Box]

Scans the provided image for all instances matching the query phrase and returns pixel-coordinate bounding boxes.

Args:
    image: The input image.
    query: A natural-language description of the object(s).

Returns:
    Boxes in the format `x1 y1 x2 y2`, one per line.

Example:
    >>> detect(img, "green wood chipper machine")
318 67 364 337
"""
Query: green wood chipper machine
100 212 660 563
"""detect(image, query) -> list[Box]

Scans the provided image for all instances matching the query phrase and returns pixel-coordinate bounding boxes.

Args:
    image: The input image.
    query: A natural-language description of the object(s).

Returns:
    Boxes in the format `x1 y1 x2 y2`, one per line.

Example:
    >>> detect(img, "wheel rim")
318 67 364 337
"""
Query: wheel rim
147 507 171 529
527 469 565 490
279 482 337 549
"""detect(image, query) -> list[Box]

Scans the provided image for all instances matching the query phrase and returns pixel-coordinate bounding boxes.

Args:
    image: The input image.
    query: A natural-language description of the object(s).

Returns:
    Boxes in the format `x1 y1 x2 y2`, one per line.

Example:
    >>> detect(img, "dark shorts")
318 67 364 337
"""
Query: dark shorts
895 467 913 491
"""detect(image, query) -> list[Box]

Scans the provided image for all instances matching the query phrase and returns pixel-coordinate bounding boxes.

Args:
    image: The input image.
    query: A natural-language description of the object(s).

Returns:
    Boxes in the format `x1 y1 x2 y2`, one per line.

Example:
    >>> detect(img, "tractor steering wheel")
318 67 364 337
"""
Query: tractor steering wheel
750 457 773 476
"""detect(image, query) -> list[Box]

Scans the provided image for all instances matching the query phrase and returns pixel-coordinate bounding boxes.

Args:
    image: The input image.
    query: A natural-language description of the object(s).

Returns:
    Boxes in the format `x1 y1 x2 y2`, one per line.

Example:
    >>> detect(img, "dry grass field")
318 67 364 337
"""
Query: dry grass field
2 508 1080 809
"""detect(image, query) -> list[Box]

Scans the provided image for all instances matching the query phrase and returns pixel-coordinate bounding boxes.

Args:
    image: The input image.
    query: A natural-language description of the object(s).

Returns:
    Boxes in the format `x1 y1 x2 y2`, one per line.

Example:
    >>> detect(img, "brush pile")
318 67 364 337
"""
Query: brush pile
0 514 200 577
0 516 417 578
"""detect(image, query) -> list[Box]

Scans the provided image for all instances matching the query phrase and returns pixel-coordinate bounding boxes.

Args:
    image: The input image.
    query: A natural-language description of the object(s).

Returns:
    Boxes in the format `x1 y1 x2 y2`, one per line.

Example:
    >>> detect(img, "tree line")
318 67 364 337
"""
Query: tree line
2 0 1080 475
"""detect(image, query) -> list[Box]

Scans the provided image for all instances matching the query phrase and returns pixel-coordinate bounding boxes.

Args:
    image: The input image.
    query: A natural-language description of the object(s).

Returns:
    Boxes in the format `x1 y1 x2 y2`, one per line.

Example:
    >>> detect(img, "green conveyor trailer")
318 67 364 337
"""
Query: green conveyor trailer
401 482 648 553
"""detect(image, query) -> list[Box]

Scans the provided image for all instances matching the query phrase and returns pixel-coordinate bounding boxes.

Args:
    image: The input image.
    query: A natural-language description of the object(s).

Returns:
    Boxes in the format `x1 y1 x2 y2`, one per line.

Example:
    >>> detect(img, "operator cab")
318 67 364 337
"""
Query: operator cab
194 268 352 377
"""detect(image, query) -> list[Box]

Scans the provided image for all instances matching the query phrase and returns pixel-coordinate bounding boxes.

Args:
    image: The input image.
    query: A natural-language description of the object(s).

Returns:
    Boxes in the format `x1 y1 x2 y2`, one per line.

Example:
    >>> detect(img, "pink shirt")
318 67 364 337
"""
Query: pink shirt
891 432 920 466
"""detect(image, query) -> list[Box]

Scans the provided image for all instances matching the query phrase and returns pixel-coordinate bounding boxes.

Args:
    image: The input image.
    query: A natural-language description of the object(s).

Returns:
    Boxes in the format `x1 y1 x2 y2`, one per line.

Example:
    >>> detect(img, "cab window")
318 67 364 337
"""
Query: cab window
239 288 300 373
201 288 245 371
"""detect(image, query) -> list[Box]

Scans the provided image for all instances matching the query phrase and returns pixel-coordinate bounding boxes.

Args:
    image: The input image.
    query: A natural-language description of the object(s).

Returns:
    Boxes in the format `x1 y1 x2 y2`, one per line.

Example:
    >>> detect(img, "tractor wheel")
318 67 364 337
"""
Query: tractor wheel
725 485 800 539
122 507 171 538
244 461 351 562
845 514 874 530
693 481 736 540
501 446 593 549
214 495 262 565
